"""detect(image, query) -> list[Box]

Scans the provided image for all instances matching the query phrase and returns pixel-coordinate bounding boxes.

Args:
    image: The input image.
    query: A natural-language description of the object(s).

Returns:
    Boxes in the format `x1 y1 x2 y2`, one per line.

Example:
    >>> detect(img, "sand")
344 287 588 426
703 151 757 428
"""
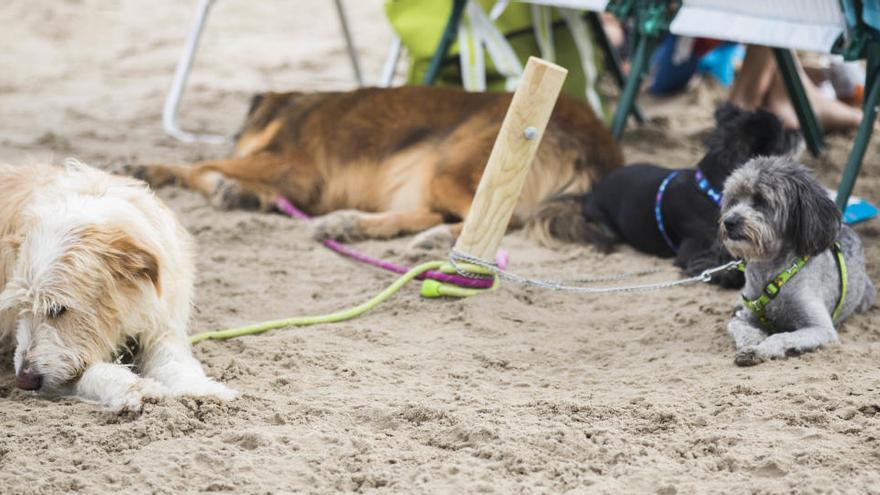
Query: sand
1 1 879 493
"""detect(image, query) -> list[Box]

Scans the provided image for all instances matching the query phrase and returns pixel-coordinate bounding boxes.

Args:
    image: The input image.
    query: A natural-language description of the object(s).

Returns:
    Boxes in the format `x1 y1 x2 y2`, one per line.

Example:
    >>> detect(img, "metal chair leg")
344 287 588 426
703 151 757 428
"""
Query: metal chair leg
333 0 363 86
772 48 824 156
379 35 402 87
610 31 653 139
162 0 229 144
836 43 880 210
586 11 645 124
423 0 468 85
163 0 364 144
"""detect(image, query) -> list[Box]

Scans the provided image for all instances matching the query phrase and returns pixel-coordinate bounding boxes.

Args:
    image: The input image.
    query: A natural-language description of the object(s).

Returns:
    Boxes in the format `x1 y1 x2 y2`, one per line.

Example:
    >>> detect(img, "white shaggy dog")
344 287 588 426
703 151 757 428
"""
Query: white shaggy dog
0 160 236 411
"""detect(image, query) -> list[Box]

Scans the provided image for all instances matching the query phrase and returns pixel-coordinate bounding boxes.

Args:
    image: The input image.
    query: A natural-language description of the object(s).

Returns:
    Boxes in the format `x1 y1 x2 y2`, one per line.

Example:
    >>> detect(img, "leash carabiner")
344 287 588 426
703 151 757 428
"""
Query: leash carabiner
698 260 743 283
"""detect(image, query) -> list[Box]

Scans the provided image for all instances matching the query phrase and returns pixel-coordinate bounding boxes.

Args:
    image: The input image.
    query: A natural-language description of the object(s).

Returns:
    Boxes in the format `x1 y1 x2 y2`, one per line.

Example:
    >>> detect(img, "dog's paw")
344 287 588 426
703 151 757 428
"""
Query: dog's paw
110 378 167 413
311 210 365 242
210 177 262 211
734 347 764 367
162 375 239 401
407 224 455 255
110 163 176 188
194 380 239 401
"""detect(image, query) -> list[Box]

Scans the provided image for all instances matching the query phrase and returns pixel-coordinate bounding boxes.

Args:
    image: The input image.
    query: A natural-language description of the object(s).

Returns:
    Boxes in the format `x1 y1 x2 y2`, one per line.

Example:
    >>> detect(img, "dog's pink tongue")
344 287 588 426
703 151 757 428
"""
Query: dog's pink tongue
15 371 42 391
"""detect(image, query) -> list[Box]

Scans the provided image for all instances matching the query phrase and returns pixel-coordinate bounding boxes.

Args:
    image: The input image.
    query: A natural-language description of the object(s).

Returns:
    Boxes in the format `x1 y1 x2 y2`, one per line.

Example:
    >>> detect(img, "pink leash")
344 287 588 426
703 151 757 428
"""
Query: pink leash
275 197 501 289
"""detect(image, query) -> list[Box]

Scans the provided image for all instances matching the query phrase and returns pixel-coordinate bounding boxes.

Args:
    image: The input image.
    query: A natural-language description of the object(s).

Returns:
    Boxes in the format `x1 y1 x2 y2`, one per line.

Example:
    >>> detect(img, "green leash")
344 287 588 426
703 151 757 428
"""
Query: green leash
189 261 497 344
741 243 848 331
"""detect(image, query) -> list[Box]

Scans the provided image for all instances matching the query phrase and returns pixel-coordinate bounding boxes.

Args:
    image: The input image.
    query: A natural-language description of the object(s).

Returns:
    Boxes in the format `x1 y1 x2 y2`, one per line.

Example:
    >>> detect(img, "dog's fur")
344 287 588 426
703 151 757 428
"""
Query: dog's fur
720 156 875 365
538 104 801 288
0 160 235 411
125 85 622 251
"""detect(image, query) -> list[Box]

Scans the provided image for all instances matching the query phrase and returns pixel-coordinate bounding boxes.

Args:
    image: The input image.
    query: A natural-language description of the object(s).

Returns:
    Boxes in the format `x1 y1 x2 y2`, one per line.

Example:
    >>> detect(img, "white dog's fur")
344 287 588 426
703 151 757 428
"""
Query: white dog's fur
0 160 236 411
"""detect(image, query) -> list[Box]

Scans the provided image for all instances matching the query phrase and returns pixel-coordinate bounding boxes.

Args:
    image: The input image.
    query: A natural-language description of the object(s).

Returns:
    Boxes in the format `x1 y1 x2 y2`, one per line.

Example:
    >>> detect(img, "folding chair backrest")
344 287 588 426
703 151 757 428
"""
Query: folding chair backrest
670 0 846 53
387 0 608 115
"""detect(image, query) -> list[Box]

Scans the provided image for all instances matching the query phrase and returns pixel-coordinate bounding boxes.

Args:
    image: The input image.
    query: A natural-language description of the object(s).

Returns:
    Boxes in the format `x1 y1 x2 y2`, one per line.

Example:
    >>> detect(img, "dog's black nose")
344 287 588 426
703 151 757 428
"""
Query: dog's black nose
15 369 43 391
723 215 743 234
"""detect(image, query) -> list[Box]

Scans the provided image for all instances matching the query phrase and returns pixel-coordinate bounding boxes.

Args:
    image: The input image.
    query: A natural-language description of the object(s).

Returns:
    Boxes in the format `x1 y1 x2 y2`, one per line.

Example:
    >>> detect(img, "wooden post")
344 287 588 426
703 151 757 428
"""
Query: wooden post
453 57 568 262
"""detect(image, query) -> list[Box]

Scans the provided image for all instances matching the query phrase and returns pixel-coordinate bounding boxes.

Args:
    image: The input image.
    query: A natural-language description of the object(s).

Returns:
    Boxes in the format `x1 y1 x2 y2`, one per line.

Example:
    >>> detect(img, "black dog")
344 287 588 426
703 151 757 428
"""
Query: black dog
544 103 801 288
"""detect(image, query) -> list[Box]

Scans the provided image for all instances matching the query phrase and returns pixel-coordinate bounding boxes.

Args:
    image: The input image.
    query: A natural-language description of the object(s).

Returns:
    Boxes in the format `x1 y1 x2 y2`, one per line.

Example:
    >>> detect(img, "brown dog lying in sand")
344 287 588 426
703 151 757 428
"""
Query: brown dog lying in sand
127 86 622 251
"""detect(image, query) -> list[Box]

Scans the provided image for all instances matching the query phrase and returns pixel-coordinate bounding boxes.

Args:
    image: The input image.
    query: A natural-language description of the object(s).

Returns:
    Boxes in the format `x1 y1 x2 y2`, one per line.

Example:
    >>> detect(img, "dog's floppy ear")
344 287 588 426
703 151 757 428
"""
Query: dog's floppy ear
78 226 161 295
108 235 161 295
788 168 841 256
245 93 265 119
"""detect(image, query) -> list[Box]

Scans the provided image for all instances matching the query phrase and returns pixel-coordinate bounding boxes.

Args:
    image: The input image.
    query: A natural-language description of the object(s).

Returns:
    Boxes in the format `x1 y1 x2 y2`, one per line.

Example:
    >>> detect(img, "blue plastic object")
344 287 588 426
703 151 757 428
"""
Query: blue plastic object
698 43 745 86
828 187 879 224
843 197 879 224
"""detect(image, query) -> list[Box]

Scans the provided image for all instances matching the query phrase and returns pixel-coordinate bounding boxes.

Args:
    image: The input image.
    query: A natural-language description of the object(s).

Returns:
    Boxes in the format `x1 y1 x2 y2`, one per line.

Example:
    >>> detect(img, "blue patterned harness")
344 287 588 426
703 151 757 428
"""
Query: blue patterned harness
694 168 723 206
654 168 724 253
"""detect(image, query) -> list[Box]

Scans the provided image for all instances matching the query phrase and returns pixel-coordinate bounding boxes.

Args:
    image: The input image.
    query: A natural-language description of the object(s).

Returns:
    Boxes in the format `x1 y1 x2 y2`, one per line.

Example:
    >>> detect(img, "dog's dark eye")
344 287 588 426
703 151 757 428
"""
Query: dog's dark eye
752 193 766 207
48 305 67 319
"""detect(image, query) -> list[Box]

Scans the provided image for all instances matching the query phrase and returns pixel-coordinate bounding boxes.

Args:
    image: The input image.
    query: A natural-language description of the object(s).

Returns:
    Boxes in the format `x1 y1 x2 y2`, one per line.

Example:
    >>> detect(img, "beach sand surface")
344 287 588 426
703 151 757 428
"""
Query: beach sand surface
1 1 878 493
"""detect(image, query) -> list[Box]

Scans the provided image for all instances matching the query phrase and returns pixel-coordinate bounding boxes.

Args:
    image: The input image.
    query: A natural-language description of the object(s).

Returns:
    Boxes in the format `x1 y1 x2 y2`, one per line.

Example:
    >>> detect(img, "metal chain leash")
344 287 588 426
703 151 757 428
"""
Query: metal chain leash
568 267 663 283
448 249 742 294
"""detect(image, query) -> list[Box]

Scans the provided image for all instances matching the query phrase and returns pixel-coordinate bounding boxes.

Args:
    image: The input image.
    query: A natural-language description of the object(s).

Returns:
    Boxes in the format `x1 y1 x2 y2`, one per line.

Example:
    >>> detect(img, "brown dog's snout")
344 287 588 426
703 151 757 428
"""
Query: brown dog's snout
15 366 43 391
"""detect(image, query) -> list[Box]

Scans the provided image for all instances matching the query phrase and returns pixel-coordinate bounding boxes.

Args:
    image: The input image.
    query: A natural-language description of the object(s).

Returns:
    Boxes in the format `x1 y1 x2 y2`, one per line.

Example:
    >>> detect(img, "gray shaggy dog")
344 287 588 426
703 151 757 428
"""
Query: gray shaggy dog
719 156 875 366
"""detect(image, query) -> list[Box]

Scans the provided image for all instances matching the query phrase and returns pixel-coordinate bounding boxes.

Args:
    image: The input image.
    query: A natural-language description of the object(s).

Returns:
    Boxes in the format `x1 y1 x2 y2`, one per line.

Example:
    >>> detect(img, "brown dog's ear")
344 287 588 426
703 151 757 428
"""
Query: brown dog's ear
77 226 162 295
109 235 161 295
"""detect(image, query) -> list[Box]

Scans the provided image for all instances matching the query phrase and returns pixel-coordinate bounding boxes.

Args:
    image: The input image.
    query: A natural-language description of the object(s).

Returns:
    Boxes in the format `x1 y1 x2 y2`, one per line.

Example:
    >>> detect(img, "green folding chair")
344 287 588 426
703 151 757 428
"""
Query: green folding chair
413 0 646 122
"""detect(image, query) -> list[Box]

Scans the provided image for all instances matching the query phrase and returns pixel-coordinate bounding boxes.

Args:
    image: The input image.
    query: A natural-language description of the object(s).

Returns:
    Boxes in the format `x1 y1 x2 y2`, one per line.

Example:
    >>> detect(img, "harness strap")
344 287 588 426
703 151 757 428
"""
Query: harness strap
832 242 848 321
742 242 848 330
694 168 723 206
655 171 680 253
741 255 809 331
654 168 722 254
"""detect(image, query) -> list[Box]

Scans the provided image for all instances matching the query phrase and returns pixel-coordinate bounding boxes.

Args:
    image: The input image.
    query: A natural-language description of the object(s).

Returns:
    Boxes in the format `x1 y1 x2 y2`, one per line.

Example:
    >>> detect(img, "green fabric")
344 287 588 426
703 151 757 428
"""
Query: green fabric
741 242 848 331
384 0 605 117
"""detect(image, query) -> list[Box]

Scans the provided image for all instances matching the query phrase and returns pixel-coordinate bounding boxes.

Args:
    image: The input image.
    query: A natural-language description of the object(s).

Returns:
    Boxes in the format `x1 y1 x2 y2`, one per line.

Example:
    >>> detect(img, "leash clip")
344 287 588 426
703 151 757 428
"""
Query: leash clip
698 260 743 282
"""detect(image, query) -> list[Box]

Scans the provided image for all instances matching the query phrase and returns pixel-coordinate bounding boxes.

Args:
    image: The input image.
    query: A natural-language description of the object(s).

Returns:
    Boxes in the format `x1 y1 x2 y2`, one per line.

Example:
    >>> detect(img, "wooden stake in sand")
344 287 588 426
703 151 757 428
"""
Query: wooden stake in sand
453 57 568 262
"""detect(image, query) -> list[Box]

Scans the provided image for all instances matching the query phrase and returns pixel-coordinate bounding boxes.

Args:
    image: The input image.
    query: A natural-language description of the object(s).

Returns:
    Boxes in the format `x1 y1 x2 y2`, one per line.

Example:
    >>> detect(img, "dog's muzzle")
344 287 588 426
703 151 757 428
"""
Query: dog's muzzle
15 367 43 391
722 214 746 241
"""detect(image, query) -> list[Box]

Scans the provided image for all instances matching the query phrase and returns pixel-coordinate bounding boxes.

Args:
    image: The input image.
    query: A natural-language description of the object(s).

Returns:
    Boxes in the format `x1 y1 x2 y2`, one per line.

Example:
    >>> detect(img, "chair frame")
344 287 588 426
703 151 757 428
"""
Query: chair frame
835 39 880 209
162 0 363 143
608 0 826 159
